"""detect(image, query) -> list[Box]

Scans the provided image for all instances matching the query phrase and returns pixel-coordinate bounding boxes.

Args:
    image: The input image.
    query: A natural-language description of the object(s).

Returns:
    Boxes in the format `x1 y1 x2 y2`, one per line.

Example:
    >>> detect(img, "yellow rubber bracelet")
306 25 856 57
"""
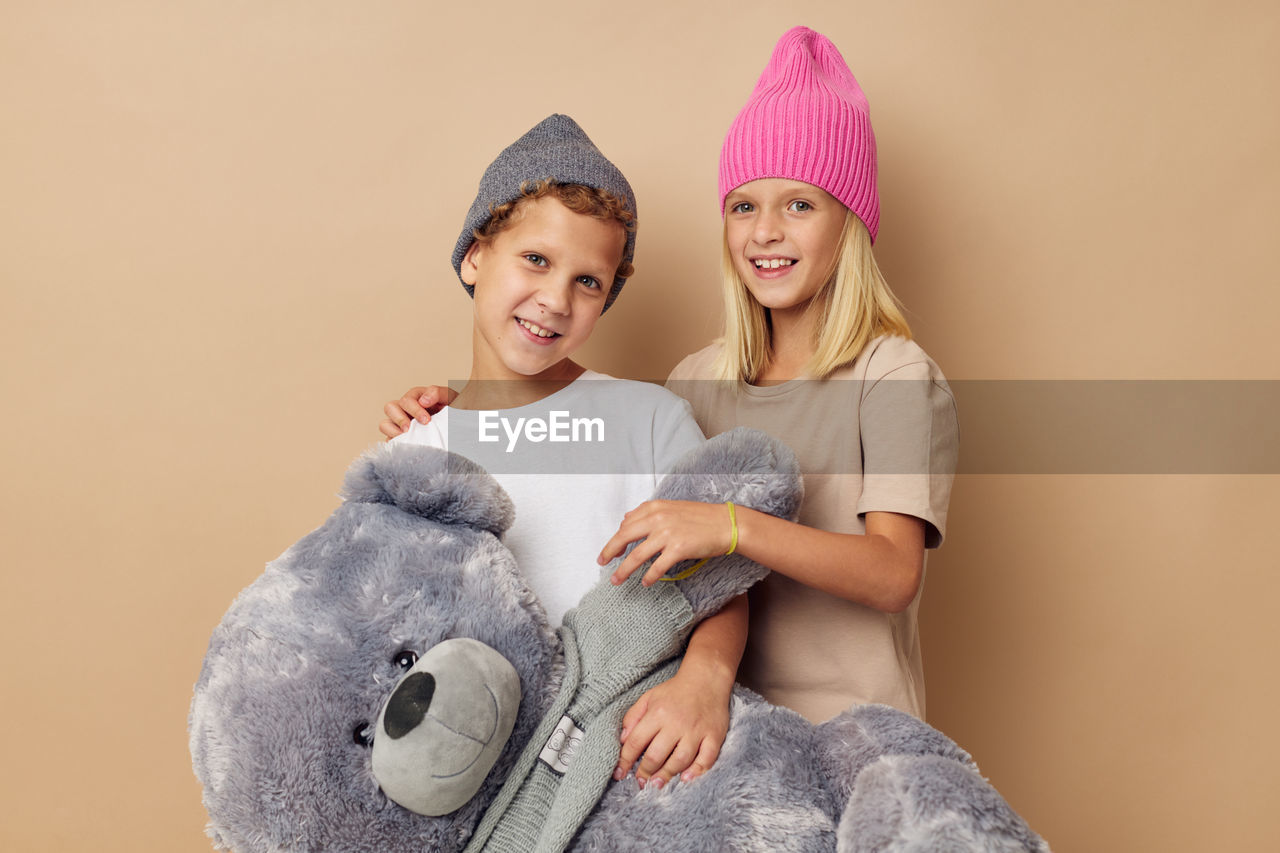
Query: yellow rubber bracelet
725 501 738 555
658 557 709 582
659 501 739 582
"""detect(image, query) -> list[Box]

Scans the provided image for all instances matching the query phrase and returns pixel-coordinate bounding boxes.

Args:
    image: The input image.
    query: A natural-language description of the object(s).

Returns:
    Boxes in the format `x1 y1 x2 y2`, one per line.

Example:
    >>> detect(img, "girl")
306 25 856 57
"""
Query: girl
382 26 958 794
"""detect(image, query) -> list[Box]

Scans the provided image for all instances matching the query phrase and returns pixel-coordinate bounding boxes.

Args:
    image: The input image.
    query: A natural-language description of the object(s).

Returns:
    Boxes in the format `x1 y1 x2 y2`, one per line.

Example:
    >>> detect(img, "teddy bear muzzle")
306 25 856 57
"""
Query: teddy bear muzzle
371 637 521 816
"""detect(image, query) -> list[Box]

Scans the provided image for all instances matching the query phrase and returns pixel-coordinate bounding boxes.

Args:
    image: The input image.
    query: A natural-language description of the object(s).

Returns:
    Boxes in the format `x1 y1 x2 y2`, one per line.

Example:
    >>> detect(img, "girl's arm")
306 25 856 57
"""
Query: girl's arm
379 385 456 439
613 593 747 788
601 502 925 614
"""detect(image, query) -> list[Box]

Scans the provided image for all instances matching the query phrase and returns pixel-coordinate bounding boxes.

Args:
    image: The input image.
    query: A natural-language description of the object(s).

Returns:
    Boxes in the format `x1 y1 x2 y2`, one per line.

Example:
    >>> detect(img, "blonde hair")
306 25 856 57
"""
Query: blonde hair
473 179 636 280
714 209 911 382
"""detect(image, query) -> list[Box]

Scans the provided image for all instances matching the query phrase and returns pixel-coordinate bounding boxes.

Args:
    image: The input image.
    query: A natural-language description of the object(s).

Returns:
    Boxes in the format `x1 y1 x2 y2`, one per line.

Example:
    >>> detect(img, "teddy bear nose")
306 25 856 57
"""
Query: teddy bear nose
383 672 437 739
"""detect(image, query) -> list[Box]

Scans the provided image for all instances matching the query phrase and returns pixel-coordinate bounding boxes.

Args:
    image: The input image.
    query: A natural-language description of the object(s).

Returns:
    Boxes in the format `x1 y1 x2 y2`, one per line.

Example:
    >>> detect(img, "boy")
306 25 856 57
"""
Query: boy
391 114 705 626
389 115 745 791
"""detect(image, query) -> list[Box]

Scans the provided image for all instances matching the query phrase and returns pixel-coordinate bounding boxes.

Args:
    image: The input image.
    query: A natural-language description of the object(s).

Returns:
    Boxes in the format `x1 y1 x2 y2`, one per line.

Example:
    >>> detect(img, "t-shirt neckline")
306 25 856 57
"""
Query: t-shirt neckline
444 370 610 417
738 375 810 399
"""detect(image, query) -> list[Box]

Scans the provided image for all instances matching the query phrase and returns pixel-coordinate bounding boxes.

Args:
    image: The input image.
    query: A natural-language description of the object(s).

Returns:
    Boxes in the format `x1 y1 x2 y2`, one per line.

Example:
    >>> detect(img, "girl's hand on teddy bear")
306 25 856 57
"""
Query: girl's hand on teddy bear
600 500 735 586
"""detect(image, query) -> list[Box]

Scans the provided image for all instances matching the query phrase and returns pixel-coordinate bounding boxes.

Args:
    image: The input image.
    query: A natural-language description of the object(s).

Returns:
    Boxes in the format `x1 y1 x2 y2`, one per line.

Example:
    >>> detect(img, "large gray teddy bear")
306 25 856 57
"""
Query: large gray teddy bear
190 428 1049 852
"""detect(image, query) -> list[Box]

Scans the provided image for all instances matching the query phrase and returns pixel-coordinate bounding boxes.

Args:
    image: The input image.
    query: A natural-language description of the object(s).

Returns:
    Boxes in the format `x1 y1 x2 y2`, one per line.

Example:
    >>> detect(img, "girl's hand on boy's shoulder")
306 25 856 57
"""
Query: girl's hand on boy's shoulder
379 385 455 440
600 500 735 587
612 666 730 789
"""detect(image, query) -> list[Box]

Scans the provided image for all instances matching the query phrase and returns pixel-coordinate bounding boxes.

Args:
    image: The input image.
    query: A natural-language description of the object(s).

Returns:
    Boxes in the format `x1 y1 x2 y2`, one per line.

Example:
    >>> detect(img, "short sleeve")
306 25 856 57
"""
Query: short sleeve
664 344 726 438
855 361 959 548
652 394 707 477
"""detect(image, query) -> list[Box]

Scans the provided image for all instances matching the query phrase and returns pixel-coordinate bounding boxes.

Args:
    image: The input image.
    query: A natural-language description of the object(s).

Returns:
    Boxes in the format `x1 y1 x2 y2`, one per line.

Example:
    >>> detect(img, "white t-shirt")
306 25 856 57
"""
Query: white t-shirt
392 371 706 625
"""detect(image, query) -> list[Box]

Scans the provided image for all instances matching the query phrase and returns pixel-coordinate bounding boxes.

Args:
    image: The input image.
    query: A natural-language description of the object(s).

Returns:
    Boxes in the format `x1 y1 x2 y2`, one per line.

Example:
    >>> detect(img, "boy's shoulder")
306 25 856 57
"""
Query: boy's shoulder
550 371 705 467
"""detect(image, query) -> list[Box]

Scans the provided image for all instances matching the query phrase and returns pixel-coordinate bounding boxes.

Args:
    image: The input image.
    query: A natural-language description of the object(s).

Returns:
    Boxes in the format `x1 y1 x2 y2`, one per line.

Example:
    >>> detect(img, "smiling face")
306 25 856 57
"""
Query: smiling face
723 178 849 319
461 195 625 383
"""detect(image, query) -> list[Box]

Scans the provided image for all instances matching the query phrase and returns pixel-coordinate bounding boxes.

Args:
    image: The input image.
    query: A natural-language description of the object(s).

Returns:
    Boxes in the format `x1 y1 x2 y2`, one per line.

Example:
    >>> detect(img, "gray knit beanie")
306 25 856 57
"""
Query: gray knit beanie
452 114 637 313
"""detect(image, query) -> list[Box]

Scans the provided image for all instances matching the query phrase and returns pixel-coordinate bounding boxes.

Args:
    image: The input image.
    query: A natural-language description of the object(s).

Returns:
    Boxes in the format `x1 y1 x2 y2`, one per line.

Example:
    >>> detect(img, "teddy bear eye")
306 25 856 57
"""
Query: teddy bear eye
393 650 419 670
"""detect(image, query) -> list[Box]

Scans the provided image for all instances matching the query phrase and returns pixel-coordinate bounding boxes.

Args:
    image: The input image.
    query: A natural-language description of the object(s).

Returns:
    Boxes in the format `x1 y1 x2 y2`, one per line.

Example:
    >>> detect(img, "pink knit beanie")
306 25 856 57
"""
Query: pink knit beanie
719 26 879 242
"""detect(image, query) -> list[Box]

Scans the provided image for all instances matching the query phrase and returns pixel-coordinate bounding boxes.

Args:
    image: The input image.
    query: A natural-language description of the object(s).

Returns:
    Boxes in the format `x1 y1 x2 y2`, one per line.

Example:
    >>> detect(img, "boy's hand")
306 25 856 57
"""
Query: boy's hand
599 500 735 586
379 385 456 440
612 665 730 789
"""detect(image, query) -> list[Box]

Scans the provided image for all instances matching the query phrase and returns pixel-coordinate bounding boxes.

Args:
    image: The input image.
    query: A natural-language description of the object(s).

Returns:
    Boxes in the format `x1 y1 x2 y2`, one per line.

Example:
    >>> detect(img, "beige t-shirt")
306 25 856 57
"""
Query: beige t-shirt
667 335 959 722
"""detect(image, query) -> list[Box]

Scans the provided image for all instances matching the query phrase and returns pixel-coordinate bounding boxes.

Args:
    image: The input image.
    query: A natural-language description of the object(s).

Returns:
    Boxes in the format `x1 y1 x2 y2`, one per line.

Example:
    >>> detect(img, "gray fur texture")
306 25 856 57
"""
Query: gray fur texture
190 443 558 852
838 755 1052 852
190 427 1049 852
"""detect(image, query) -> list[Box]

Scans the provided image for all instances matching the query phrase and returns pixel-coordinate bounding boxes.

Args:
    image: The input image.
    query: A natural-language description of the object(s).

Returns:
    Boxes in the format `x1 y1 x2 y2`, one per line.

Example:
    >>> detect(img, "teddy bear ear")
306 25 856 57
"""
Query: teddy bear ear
341 444 515 536
660 426 804 520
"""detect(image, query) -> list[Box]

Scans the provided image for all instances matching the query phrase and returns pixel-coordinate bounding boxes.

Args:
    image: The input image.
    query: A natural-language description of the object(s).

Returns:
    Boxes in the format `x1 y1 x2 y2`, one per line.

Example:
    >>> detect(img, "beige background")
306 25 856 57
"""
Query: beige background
3 1 1277 850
